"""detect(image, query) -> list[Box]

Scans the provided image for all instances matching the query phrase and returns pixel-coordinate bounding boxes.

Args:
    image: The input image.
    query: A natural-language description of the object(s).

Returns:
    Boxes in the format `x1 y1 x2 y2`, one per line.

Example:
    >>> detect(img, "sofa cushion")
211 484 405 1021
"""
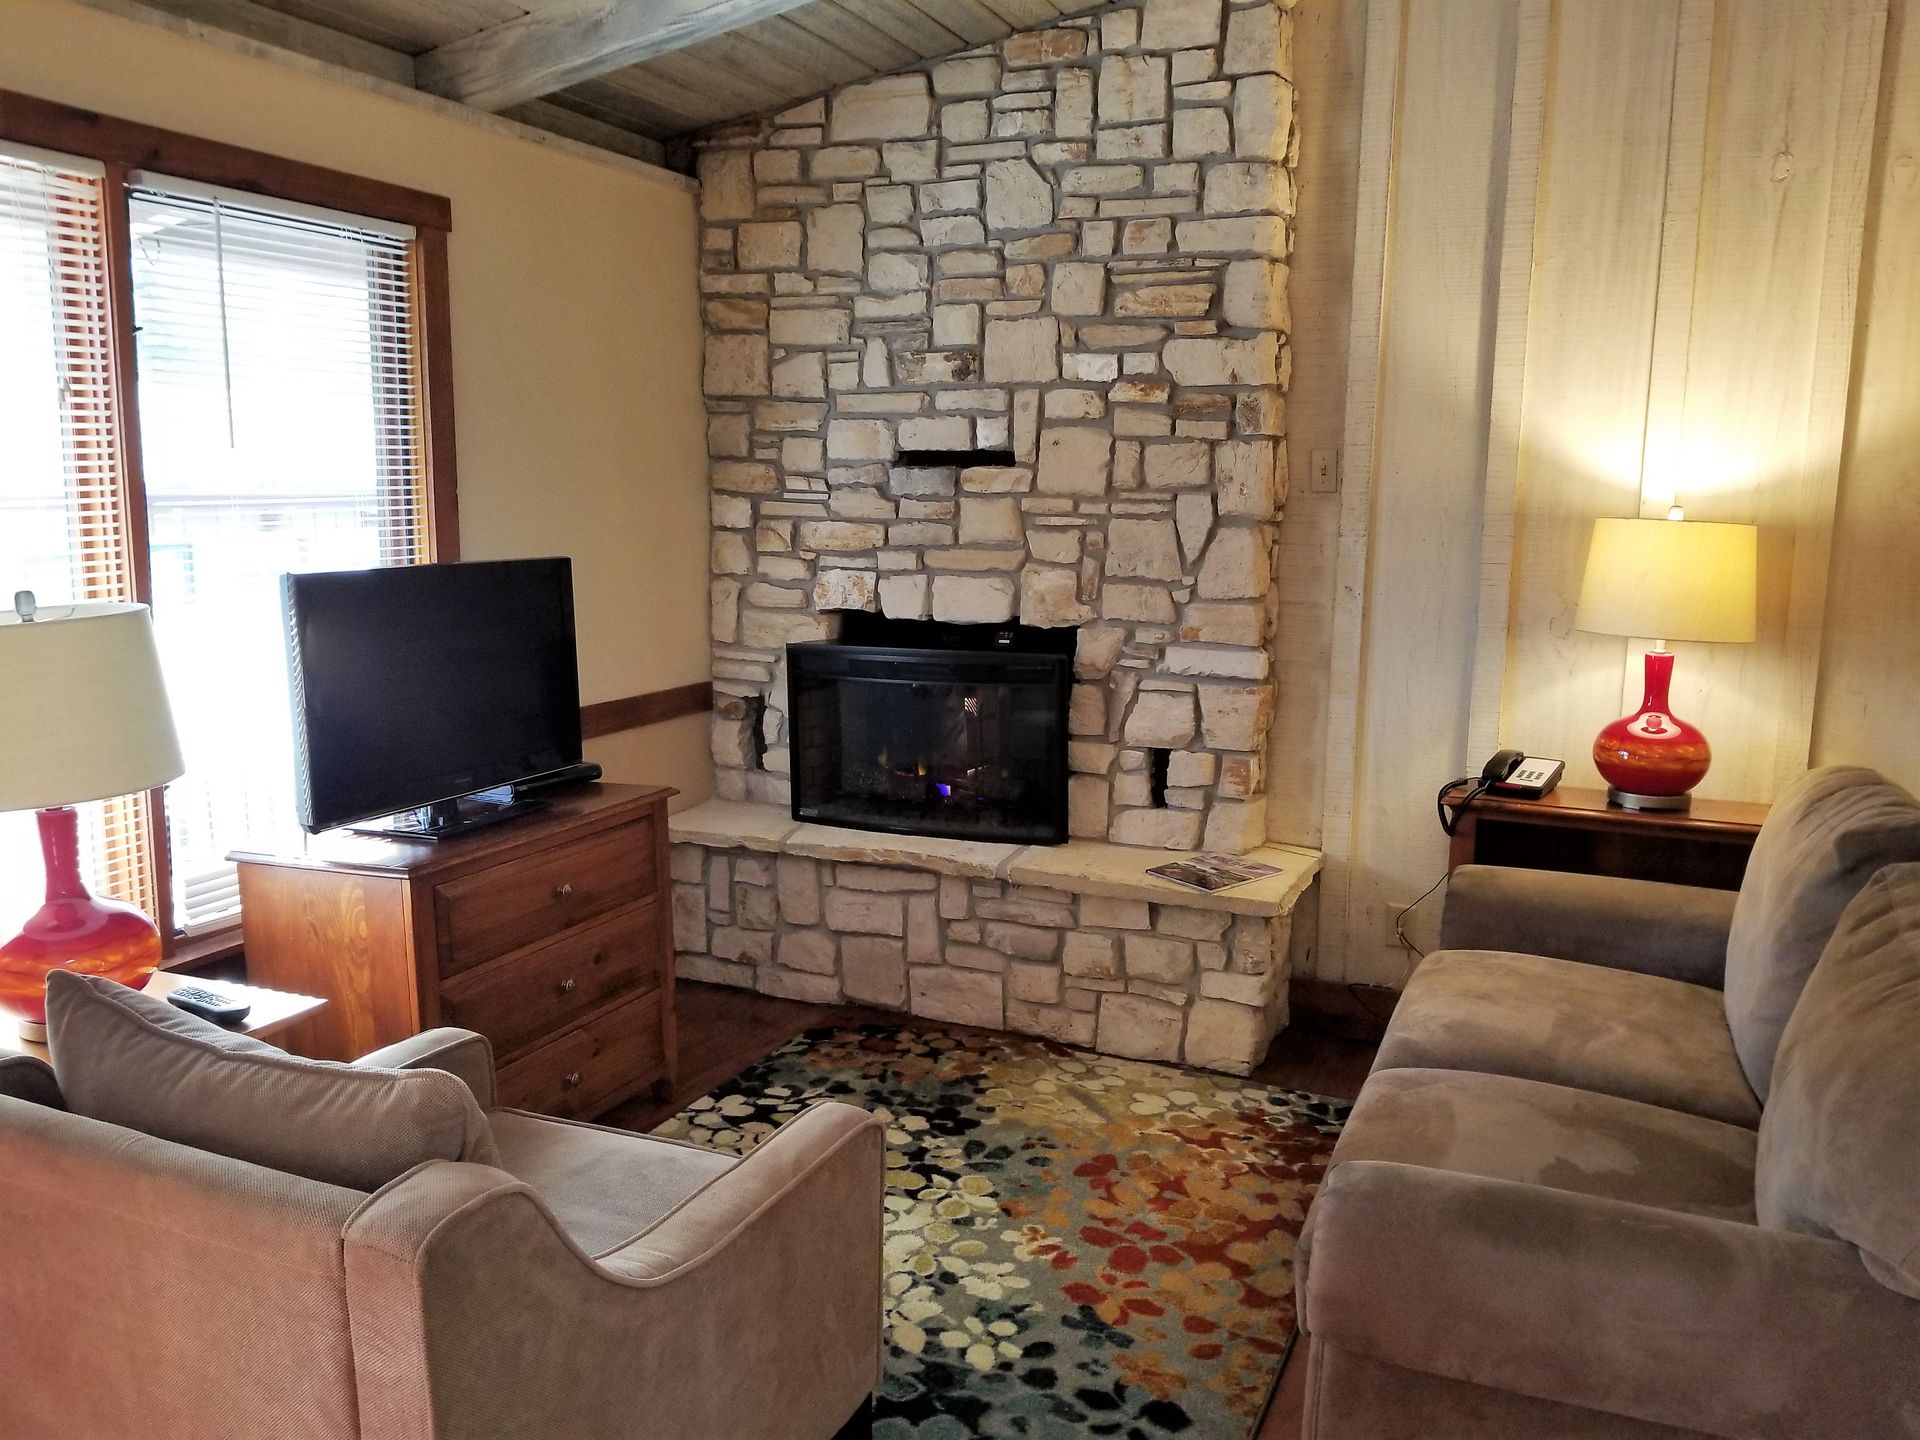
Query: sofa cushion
1726 766 1920 1099
1374 949 1760 1127
46 970 498 1190
1330 1067 1758 1222
1757 863 1920 1298
490 1108 736 1257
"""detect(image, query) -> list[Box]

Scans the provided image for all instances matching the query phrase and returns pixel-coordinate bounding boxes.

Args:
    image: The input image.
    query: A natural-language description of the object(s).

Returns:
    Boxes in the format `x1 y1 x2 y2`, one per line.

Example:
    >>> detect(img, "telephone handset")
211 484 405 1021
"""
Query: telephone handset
1437 750 1565 835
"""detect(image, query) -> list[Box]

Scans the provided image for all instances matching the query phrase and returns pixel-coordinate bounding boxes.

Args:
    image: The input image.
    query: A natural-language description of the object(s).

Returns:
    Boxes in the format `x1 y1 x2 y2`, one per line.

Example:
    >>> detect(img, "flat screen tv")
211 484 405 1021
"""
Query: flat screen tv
283 558 583 837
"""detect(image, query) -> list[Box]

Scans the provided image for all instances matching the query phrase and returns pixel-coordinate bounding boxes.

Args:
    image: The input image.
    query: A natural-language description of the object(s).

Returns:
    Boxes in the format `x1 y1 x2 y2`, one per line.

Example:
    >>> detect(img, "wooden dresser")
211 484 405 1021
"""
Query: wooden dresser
231 783 676 1118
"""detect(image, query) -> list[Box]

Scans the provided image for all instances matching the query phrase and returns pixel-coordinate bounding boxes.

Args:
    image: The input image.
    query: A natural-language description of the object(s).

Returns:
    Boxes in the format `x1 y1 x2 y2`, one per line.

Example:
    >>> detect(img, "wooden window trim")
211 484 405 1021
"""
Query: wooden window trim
1 90 458 954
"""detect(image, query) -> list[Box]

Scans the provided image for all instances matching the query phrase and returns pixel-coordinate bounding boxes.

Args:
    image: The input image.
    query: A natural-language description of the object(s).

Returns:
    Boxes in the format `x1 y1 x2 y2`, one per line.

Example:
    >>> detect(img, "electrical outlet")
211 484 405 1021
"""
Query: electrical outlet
1384 902 1413 948
1310 448 1340 494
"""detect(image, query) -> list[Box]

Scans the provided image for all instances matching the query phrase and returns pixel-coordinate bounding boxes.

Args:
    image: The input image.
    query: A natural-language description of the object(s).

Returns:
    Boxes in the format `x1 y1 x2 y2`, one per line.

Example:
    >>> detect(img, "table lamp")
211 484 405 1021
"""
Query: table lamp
1574 509 1757 811
0 594 184 1040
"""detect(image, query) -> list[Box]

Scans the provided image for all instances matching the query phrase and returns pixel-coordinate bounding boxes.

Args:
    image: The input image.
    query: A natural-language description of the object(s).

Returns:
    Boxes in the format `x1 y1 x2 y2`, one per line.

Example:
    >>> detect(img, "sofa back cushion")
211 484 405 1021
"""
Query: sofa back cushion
1726 766 1920 1098
1757 864 1920 1297
46 971 498 1190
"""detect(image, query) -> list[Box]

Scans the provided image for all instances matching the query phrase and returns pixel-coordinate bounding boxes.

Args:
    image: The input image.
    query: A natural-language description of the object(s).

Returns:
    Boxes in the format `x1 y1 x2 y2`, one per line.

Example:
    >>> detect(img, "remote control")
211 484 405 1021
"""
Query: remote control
167 985 251 1026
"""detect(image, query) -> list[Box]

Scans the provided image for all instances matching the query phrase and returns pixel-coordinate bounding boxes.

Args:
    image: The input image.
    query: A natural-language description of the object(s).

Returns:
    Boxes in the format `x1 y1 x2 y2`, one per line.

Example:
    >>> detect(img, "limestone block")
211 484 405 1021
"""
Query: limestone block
1036 426 1112 494
1063 165 1145 196
771 352 825 398
1173 108 1232 159
1203 797 1269 853
1063 930 1120 979
706 296 768 331
1075 624 1128 678
879 573 932 620
842 935 909 1007
884 139 938 180
807 568 873 613
1216 440 1277 518
1218 752 1264 799
985 158 1054 231
712 460 779 492
1184 997 1267 1074
823 888 906 936
777 855 821 925
889 465 958 497
1158 907 1231 942
907 894 941 965
1205 161 1287 216
1124 688 1197 746
836 865 939 892
1163 334 1280 386
1234 73 1293 161
831 74 934 142
868 251 932 294
759 967 842 1005
1126 933 1195 983
1098 55 1168 125
1080 895 1151 930
1222 259 1289 331
737 222 802 271
1196 524 1270 600
734 882 779 931
1007 999 1096 1047
1224 3 1289 77
1102 583 1177 624
1068 682 1106 736
1008 961 1063 1005
1019 564 1092 628
1050 262 1107 316
1115 282 1215 319
712 926 775 964
1166 750 1220 788
958 496 1022 545
806 204 864 276
1068 775 1109 839
1096 993 1184 1063
710 578 741 645
1105 517 1181 581
933 303 982 347
1110 807 1205 848
704 335 768 397
811 146 881 180
963 465 1033 493
939 874 971 920
1004 27 1087 66
911 966 1005 1028
1056 67 1095 137
698 149 754 221
934 55 1002 96
983 921 1059 962
1198 683 1273 751
1200 968 1281 1007
931 574 1017 623
827 419 895 462
798 520 887 553
1162 644 1269 680
1141 440 1211 491
1029 528 1082 565
984 317 1061 382
672 883 706 952
670 844 705 884
711 710 755 767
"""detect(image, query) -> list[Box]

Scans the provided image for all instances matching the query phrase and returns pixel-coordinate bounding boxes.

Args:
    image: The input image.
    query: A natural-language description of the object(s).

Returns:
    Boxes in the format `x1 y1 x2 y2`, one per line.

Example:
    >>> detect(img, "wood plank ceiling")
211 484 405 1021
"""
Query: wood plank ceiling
133 0 1108 167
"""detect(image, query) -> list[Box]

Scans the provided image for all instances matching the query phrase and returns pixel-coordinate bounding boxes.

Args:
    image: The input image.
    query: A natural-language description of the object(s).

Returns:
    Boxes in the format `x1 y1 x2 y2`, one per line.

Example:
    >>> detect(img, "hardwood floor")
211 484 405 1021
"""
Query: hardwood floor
602 981 1375 1440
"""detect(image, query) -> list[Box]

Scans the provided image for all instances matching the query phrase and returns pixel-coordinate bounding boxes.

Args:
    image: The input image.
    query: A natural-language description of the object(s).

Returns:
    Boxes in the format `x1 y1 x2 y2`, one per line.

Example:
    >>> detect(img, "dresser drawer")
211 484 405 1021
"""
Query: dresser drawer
434 820 656 977
438 901 662 1061
494 989 666 1119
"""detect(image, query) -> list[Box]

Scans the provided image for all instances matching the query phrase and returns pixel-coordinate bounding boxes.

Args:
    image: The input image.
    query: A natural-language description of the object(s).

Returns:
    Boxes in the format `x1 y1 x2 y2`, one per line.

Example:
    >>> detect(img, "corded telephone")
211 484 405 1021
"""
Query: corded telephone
1437 749 1564 835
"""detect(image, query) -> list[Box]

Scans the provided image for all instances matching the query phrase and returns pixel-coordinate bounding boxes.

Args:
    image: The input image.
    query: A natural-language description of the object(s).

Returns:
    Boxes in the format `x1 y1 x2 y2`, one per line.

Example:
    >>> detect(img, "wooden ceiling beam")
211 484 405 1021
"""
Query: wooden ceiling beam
416 0 820 112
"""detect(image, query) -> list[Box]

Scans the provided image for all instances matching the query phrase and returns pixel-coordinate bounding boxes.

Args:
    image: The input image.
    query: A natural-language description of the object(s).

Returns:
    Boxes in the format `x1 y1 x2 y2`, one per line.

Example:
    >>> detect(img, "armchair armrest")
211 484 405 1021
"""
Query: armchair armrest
342 1101 884 1440
1302 1160 1920 1440
354 1028 496 1109
0 1053 63 1109
1439 865 1736 986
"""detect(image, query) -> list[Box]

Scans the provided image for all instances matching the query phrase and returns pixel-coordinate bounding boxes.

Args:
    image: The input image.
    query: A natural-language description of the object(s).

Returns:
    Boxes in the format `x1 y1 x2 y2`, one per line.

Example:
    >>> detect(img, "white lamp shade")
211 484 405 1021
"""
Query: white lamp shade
0 601 185 811
1575 517 1758 645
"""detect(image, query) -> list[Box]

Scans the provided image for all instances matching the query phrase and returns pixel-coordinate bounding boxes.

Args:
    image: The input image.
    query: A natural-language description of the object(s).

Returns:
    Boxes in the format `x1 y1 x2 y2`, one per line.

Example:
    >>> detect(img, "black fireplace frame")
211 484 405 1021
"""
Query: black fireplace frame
786 619 1073 846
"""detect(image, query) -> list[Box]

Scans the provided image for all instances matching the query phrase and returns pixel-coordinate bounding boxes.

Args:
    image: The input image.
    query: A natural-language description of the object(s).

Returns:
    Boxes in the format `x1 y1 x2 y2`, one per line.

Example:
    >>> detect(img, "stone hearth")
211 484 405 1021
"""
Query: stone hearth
697 0 1297 853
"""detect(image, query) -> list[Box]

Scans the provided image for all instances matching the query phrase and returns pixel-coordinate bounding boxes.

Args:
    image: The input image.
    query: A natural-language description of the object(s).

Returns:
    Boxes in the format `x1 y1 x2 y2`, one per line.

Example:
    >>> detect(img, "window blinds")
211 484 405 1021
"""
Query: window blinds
126 178 427 931
0 145 157 930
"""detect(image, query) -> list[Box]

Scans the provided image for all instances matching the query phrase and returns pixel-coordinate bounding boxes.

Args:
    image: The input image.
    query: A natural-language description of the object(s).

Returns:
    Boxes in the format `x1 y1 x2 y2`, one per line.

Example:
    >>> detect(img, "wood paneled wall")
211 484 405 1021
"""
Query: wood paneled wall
1280 0 1916 984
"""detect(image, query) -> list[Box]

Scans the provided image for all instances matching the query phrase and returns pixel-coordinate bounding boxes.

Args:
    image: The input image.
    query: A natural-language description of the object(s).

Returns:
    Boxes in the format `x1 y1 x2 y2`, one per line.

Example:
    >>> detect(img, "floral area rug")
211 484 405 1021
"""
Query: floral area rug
652 1023 1348 1439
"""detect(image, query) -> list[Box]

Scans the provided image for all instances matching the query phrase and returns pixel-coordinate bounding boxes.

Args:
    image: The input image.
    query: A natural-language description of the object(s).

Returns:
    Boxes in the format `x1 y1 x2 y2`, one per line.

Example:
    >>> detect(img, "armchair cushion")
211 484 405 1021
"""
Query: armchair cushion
1438 866 1736 987
1302 1160 1920 1440
46 970 498 1191
1725 765 1920 1099
1759 863 1920 1298
489 1108 735 1256
1372 949 1760 1126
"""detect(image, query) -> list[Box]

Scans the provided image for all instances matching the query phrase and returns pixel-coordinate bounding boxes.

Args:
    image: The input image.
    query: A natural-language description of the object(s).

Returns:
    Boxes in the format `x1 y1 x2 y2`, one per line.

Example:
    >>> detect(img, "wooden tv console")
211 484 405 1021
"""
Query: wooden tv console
231 782 677 1119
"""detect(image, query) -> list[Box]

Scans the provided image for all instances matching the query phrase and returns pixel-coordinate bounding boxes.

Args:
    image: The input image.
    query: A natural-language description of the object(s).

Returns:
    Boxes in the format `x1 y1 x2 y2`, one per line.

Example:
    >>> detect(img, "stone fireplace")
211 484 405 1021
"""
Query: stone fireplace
698 0 1295 855
670 0 1314 1075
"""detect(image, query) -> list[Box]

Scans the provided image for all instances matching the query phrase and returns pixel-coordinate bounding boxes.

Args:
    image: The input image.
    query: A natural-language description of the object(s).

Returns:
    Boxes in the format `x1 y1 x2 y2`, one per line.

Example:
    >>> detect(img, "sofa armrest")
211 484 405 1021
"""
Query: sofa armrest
0 1054 63 1109
1439 865 1736 986
1302 1159 1920 1440
342 1102 884 1440
354 1028 496 1109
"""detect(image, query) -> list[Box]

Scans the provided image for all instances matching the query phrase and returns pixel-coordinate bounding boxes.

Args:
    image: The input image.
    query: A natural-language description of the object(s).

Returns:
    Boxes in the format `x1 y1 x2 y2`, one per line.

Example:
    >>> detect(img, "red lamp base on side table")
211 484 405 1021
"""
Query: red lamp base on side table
1593 648 1711 812
0 807 162 1042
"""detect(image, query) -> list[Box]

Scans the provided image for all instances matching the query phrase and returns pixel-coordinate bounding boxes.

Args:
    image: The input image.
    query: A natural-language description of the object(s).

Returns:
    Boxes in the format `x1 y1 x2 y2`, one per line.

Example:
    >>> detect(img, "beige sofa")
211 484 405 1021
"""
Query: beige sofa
0 978 884 1440
1298 766 1920 1439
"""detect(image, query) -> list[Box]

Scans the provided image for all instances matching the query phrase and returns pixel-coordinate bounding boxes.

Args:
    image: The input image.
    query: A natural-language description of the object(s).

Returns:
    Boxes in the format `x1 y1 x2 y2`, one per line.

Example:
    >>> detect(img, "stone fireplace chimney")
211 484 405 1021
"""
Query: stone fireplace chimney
698 0 1295 853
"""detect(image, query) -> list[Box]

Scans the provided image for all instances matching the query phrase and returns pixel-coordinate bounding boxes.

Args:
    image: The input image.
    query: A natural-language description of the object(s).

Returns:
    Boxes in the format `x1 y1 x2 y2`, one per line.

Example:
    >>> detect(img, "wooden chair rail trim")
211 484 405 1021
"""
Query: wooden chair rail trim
581 682 713 740
0 89 454 232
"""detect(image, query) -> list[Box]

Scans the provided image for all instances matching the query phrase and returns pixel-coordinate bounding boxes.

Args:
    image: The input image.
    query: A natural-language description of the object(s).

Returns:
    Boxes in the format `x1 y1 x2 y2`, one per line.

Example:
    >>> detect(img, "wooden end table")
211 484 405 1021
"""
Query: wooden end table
1 972 327 1065
1444 783 1769 891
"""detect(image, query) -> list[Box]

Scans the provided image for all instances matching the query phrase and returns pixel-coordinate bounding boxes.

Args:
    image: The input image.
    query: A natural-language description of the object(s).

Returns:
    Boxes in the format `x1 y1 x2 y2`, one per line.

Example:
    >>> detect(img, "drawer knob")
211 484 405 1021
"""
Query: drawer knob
562 1070 583 1089
557 977 577 995
554 882 575 900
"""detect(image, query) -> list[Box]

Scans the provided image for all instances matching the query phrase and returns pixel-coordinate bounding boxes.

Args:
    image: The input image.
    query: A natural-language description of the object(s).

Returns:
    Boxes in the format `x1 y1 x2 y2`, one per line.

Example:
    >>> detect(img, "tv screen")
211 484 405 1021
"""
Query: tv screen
284 559 583 832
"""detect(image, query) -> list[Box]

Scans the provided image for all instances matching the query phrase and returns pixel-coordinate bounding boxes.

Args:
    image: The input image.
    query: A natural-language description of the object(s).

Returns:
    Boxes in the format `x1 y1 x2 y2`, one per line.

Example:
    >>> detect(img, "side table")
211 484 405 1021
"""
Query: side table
0 972 328 1065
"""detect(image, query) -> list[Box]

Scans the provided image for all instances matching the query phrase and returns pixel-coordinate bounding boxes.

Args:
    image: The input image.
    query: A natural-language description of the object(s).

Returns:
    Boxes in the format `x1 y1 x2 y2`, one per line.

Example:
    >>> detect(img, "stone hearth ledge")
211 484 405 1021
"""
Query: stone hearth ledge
668 800 1319 915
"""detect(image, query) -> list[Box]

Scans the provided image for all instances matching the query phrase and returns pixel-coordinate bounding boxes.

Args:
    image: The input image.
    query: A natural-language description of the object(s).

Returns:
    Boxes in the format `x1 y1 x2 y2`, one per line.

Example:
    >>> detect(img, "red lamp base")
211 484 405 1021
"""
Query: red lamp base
0 807 161 1042
1592 649 1711 811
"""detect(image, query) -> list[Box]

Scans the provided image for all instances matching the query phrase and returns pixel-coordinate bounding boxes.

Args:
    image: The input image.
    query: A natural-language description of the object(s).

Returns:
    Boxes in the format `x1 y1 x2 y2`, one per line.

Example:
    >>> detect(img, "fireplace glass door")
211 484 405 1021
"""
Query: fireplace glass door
788 641 1069 844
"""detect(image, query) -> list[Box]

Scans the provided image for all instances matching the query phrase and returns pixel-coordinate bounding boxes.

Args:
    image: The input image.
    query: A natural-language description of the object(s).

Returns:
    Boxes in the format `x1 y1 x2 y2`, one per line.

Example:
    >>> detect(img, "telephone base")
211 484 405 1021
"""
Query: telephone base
1607 787 1692 812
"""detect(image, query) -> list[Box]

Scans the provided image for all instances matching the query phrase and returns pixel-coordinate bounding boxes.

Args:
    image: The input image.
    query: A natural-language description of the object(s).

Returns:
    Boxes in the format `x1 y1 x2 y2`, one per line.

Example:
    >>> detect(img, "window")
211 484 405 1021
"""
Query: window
0 94 456 955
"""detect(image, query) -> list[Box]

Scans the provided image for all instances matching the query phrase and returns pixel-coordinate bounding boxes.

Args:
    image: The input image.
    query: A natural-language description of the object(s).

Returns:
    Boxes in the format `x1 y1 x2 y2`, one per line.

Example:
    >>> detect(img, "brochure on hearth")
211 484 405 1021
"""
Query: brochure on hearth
1146 853 1284 894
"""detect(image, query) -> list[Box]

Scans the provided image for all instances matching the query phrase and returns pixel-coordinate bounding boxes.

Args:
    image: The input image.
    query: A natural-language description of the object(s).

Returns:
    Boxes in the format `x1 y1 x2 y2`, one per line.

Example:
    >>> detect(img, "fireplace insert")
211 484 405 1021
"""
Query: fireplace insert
788 615 1071 845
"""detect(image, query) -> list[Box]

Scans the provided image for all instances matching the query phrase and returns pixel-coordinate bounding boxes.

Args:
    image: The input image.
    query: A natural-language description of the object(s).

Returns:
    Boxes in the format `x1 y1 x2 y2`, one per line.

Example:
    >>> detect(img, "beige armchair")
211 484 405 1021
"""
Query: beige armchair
0 1020 884 1440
